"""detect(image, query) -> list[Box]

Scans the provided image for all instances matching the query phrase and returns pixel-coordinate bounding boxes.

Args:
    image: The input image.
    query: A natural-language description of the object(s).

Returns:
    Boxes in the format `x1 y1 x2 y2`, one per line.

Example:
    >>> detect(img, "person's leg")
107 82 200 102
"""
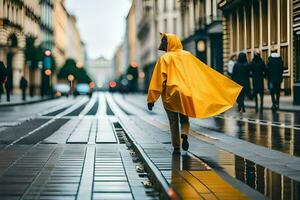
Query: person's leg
179 114 189 151
237 92 242 112
241 91 246 112
179 114 189 136
165 109 180 150
276 88 280 109
22 89 25 101
254 91 258 112
270 89 276 110
260 92 264 112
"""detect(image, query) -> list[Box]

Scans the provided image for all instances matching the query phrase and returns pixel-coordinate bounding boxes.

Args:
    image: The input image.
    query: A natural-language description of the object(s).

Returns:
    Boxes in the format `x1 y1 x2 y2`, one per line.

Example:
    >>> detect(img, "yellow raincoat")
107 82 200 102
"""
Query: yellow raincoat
147 33 242 118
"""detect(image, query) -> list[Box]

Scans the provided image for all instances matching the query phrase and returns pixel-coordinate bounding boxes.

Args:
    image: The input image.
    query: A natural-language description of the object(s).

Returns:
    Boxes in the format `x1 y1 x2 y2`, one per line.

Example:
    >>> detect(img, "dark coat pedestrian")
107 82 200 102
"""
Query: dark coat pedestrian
0 61 7 84
249 52 267 112
0 61 7 102
267 52 284 110
232 52 250 112
20 76 28 101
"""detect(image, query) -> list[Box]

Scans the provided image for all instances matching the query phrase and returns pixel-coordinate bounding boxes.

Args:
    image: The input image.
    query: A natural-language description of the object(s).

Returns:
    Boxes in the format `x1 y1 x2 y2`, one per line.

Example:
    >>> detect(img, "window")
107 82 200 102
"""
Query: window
261 50 268 63
173 0 176 10
173 17 177 35
261 0 268 46
155 0 159 14
270 0 278 44
164 0 167 12
280 46 288 71
239 7 245 50
232 12 237 52
245 1 252 49
253 0 260 48
164 19 168 32
280 0 288 43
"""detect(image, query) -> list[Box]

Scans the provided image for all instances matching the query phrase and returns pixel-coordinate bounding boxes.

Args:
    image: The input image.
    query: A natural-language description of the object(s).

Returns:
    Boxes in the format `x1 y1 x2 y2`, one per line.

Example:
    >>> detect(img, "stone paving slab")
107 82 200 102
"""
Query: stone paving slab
96 117 117 143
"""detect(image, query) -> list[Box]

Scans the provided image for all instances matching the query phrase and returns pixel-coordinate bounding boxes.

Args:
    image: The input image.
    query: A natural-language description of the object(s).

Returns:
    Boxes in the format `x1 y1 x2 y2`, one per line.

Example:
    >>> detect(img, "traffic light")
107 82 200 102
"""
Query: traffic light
43 50 52 69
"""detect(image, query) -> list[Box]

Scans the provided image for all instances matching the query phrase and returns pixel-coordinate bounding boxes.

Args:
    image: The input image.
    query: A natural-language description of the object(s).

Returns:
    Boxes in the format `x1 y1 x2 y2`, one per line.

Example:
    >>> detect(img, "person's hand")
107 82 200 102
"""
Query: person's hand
147 102 154 111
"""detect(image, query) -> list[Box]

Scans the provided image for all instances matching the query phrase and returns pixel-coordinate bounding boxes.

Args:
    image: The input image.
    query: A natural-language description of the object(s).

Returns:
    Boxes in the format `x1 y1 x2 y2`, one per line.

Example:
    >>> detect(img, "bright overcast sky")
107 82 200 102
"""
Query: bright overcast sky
66 0 131 60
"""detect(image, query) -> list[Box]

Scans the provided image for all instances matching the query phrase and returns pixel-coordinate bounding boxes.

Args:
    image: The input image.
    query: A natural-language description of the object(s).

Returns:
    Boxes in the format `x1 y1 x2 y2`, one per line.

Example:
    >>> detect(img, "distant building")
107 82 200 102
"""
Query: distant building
53 0 67 68
40 0 54 51
126 0 138 69
88 56 113 89
66 14 84 66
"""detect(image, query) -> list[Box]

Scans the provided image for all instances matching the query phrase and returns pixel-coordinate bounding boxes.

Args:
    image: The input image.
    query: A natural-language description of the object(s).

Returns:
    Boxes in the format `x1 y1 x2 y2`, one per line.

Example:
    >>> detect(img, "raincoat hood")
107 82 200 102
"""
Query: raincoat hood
162 33 183 52
147 33 242 118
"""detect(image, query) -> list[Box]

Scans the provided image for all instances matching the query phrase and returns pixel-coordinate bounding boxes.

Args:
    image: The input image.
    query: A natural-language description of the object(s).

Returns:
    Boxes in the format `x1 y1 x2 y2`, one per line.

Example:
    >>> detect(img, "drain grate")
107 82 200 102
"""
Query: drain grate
113 123 126 144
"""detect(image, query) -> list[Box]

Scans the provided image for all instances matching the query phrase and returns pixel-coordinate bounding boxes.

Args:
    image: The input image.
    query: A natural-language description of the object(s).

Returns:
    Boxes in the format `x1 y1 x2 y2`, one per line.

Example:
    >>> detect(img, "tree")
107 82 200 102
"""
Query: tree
58 59 92 83
24 35 43 96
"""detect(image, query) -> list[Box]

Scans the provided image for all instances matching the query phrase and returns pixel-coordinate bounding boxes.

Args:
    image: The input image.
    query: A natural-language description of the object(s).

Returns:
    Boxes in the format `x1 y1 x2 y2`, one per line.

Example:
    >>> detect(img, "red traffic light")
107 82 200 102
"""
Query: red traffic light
109 81 117 88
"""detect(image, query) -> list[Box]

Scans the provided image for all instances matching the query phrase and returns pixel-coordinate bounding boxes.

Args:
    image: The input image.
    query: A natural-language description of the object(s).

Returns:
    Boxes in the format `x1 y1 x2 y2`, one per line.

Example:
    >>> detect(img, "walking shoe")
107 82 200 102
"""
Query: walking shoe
172 148 181 155
181 135 189 151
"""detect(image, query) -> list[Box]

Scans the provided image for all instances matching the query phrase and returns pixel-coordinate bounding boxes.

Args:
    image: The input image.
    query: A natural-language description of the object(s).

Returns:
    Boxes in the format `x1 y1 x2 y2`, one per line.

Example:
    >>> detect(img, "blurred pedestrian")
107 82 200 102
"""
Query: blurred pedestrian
232 52 250 113
147 33 242 153
227 54 237 77
249 51 267 113
20 76 28 101
267 47 284 111
0 61 7 102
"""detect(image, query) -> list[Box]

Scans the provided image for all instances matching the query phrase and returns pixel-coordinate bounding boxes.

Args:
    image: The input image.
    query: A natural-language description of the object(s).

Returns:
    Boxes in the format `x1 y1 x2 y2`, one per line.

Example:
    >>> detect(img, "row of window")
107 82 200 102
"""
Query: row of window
154 0 177 14
163 17 177 34
228 0 290 76
231 0 288 52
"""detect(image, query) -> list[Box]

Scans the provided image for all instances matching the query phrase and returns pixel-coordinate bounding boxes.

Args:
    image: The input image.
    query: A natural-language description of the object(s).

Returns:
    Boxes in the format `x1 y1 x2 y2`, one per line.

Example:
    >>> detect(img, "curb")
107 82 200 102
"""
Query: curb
0 97 58 107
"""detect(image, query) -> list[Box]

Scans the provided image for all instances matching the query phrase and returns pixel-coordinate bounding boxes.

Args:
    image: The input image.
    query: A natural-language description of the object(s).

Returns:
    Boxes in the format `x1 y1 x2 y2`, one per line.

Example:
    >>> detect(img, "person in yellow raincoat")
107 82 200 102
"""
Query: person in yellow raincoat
147 33 242 153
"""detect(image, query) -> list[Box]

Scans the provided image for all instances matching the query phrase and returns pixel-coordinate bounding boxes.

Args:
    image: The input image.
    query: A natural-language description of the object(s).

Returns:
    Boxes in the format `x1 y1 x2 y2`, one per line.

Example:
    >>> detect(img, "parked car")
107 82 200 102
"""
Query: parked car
54 84 70 97
75 83 92 96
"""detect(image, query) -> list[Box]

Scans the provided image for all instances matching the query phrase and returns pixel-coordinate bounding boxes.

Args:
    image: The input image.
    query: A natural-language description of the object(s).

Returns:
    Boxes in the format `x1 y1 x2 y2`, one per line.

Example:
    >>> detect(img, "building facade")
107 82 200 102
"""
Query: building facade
126 0 138 69
40 0 54 51
218 0 292 94
66 14 84 65
293 0 300 104
180 0 223 72
0 0 41 93
88 56 113 89
53 0 67 68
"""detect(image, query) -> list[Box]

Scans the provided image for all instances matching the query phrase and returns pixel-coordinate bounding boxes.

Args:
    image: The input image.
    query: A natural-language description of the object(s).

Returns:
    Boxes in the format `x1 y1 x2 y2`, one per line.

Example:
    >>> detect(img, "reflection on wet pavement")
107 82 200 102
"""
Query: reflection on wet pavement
193 115 300 157
200 148 300 200
166 153 248 199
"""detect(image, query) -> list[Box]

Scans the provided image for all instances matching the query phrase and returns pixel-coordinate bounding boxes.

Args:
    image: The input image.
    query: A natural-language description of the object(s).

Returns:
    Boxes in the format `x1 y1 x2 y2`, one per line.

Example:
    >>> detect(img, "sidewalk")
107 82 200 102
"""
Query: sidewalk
0 95 55 107
245 95 300 112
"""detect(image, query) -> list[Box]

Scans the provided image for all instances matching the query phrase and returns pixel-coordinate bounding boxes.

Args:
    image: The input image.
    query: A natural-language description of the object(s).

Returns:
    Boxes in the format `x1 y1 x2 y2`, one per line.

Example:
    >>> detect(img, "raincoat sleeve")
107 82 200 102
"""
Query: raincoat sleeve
147 58 167 103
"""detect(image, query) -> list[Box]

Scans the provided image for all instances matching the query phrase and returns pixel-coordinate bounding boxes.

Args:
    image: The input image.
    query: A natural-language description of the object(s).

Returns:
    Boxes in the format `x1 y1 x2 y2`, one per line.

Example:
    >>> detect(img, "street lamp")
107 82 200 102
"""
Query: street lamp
68 74 75 95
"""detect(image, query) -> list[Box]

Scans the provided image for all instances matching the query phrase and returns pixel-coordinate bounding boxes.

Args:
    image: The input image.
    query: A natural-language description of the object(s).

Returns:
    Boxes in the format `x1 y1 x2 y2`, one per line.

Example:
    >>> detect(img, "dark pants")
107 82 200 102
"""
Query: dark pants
253 91 264 111
269 82 281 108
271 91 280 108
22 89 26 101
237 89 245 112
165 109 189 149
